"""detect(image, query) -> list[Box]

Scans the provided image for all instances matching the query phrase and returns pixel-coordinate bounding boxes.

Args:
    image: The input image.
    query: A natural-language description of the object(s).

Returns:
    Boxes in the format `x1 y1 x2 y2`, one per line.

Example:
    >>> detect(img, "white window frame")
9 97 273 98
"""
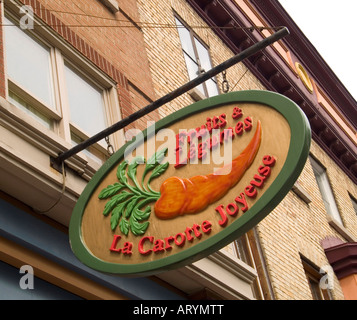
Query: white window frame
175 16 219 99
3 8 123 166
310 156 343 225
4 15 61 128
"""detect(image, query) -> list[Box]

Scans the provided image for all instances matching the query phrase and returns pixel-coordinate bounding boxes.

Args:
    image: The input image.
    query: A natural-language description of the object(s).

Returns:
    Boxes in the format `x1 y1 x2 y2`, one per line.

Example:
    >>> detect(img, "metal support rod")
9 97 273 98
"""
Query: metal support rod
54 27 289 166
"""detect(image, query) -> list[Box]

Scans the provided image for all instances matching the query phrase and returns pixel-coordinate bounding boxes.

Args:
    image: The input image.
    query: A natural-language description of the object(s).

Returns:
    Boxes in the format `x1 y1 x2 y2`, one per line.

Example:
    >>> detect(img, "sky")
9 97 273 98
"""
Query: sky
278 0 357 101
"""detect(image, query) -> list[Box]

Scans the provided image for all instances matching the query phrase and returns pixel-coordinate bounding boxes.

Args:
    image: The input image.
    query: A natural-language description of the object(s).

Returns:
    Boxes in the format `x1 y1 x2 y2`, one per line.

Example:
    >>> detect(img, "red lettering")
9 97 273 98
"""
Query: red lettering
242 155 276 201
110 235 122 253
262 155 276 167
138 236 153 255
235 121 243 135
245 185 257 198
196 125 207 138
250 174 266 188
153 239 165 253
218 113 227 128
244 116 253 131
175 132 186 150
122 242 133 255
212 116 220 129
185 227 194 242
235 192 249 212
232 106 243 119
215 204 227 226
165 237 174 250
201 220 212 234
206 117 213 133
187 143 196 160
174 233 186 247
187 129 197 144
209 135 219 150
164 236 175 250
220 130 225 144
227 127 234 140
175 132 188 169
220 128 234 144
258 165 271 177
138 220 214 255
192 224 202 238
198 142 208 160
226 202 238 216
174 146 187 169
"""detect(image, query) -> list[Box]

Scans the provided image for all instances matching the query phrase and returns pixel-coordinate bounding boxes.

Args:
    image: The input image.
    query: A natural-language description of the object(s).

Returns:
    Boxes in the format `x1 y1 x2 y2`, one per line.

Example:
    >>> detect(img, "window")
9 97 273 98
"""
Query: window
233 234 265 300
3 14 118 164
301 256 331 300
4 16 56 129
310 157 343 225
234 235 254 266
350 194 357 216
64 63 107 138
175 17 219 98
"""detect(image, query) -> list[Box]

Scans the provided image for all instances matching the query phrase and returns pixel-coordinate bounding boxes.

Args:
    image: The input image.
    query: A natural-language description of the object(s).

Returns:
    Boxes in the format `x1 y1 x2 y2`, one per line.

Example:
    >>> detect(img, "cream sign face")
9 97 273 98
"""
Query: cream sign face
69 91 311 276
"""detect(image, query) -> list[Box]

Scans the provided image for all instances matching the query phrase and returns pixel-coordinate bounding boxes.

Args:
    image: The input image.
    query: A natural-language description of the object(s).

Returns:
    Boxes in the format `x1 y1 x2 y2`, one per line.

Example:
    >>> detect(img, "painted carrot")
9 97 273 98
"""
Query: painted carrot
154 120 262 219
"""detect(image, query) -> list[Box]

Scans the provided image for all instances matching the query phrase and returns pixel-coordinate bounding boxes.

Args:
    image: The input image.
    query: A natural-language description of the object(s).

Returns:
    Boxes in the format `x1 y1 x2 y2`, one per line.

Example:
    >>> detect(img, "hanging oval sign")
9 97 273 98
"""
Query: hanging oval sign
69 90 311 276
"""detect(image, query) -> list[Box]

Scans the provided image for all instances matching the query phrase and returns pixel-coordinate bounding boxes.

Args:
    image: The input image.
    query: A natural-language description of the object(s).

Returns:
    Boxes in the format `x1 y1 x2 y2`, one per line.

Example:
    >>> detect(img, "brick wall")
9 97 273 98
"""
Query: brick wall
257 138 357 299
137 0 265 118
1 0 159 133
136 0 357 300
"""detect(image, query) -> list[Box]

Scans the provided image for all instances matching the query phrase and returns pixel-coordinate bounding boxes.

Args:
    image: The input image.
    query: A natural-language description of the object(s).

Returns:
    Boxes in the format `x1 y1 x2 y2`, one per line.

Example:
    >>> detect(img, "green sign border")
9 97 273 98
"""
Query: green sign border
69 90 311 276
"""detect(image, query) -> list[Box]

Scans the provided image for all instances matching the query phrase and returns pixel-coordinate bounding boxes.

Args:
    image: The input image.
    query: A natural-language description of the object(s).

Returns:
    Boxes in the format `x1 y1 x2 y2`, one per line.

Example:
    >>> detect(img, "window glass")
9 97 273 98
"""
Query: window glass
9 90 53 129
3 12 116 164
175 18 195 59
301 257 331 300
64 63 107 137
175 17 219 98
71 132 106 164
206 79 219 96
4 16 55 109
183 53 205 95
194 38 211 73
350 195 357 216
195 39 219 96
310 157 343 225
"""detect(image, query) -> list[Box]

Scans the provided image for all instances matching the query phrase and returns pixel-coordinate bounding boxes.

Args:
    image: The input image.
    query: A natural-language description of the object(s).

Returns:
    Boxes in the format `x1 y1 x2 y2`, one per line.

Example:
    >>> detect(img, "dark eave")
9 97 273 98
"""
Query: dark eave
252 0 357 121
187 0 357 184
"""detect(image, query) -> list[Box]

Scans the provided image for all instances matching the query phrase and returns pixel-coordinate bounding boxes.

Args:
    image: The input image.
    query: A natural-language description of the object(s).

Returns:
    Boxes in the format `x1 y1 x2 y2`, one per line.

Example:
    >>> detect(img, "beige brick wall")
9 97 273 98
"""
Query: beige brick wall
137 0 264 118
257 139 357 299
137 0 357 300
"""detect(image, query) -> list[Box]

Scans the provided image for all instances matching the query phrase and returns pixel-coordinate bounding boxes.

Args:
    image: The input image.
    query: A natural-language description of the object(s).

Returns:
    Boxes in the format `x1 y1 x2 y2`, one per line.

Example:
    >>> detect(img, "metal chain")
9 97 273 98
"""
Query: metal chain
105 136 115 156
222 70 229 93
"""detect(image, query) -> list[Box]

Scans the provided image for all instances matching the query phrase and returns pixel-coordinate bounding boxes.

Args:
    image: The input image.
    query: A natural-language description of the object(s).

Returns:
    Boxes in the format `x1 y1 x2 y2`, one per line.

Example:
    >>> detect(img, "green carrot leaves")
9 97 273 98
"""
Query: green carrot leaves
98 148 169 236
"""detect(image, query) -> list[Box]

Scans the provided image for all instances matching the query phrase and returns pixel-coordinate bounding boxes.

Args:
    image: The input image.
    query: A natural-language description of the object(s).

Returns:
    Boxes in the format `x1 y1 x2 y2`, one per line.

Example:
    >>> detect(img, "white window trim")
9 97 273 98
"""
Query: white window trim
310 156 344 226
175 16 219 99
3 5 125 170
99 0 119 13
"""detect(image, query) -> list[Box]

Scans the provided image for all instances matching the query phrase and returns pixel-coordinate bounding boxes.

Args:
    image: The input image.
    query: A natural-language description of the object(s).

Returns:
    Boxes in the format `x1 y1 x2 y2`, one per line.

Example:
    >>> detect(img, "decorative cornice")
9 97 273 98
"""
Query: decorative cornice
324 243 357 279
251 0 357 118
